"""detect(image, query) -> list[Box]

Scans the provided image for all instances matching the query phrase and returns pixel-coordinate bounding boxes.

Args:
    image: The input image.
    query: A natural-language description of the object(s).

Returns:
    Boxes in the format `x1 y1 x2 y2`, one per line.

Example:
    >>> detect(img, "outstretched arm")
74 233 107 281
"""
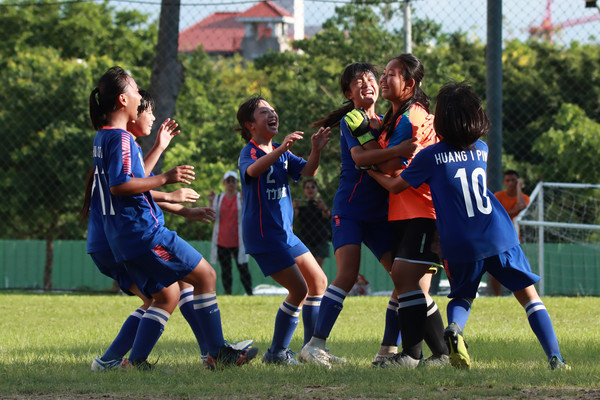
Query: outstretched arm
151 188 200 203
157 202 216 224
111 165 195 196
368 169 411 194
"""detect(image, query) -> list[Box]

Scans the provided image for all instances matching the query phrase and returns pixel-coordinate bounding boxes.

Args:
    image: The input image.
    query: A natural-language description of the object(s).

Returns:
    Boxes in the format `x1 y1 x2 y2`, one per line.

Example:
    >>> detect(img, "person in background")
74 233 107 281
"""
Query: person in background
490 170 530 295
209 171 253 296
293 179 331 268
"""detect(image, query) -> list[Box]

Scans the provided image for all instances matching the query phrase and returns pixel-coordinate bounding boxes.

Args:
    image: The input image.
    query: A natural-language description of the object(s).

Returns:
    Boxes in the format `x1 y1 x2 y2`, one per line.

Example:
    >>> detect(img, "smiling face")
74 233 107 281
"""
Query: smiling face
379 59 415 105
128 106 156 138
344 72 379 109
245 99 279 140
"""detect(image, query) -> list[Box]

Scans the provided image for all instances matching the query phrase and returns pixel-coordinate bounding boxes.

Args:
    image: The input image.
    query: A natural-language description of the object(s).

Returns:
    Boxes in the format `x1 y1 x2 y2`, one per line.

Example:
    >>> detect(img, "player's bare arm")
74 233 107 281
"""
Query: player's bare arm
246 132 303 178
110 165 195 196
368 169 411 194
151 188 200 203
301 127 331 176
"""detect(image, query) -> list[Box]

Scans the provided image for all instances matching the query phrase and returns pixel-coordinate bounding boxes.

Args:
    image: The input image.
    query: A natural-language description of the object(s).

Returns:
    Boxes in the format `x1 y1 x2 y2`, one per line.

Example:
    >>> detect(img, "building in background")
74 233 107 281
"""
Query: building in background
179 0 316 60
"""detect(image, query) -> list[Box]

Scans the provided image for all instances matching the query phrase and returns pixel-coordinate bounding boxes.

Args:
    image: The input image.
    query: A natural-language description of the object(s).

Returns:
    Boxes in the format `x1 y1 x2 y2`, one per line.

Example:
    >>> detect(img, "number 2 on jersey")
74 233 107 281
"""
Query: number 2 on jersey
454 167 492 217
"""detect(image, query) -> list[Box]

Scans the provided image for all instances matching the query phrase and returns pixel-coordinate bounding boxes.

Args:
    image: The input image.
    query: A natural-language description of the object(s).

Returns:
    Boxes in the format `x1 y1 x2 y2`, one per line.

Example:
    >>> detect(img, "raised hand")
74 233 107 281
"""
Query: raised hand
280 131 304 151
154 118 180 151
164 165 195 185
311 126 331 151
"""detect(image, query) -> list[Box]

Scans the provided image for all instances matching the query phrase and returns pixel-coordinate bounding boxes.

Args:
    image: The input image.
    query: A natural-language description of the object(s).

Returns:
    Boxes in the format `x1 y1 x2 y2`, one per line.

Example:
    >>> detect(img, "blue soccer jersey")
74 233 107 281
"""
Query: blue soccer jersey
331 118 389 222
400 140 519 262
90 127 168 262
239 140 306 254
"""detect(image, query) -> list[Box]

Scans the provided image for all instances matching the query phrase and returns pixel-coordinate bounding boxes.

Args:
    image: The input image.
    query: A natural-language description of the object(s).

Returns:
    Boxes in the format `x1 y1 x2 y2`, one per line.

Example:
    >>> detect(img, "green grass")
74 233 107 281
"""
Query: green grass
1 292 598 399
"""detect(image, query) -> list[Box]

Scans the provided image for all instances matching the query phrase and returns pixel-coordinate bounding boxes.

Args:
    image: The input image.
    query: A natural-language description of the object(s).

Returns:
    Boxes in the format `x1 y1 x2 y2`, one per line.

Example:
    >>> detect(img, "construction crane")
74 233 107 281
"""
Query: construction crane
529 0 600 41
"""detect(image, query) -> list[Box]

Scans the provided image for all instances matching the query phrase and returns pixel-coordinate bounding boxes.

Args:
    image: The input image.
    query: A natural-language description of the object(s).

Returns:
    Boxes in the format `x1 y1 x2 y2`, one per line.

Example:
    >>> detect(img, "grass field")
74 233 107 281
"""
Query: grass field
1 292 599 399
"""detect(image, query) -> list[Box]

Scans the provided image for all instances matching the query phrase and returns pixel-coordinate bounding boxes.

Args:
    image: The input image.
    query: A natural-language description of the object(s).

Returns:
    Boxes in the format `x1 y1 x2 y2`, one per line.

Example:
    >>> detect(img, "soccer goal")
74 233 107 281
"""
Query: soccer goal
515 182 600 296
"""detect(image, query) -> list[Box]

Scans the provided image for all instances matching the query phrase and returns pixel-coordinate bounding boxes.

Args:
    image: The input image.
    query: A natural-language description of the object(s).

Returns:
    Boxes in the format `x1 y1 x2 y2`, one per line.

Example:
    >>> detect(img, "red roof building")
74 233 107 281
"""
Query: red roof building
179 1 296 59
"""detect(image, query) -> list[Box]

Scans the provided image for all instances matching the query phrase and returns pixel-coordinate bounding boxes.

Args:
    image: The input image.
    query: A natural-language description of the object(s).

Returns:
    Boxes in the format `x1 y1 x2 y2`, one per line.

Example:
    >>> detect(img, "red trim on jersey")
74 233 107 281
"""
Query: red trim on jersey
121 132 132 175
348 171 364 202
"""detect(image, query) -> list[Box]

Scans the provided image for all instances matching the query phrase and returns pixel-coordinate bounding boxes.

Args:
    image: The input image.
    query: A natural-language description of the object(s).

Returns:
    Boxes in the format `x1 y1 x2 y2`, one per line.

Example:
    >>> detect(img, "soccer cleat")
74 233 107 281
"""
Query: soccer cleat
299 340 331 368
120 358 155 371
91 356 122 372
444 323 471 369
549 355 571 370
262 348 300 365
326 349 347 365
225 339 254 351
424 354 450 367
372 352 422 369
205 343 259 370
373 345 398 363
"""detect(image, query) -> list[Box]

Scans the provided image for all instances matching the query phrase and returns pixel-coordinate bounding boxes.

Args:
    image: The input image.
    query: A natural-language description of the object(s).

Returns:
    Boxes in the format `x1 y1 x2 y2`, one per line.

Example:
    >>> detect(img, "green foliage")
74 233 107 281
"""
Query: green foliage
533 103 600 183
2 0 600 244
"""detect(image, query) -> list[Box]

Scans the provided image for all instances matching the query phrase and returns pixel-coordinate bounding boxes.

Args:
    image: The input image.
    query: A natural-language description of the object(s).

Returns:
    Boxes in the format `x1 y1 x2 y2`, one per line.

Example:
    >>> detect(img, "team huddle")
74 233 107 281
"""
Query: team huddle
84 53 569 371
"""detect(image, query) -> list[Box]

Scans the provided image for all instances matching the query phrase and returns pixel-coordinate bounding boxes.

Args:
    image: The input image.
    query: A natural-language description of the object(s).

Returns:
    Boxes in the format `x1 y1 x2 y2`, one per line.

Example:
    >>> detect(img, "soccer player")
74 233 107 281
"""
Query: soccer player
300 62 418 367
369 81 570 370
88 66 257 369
237 95 331 365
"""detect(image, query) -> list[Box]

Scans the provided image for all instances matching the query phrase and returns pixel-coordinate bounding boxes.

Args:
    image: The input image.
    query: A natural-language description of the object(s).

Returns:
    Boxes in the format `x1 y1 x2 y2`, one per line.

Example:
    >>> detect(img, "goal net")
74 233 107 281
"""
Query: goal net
515 182 600 296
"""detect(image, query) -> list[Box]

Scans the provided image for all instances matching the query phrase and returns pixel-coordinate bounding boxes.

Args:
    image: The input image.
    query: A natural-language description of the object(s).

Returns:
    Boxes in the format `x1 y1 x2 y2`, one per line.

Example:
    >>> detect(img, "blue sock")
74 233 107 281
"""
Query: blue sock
302 295 322 346
447 298 472 331
194 292 225 358
313 285 347 340
525 300 561 359
128 307 169 362
178 287 207 355
102 308 145 361
269 301 300 353
382 298 401 346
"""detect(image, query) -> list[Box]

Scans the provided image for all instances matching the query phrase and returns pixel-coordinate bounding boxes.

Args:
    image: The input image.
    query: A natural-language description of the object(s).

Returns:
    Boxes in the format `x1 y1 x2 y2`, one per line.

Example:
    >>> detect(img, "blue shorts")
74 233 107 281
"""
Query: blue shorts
444 245 540 299
124 230 203 299
251 242 309 277
391 218 439 265
331 216 392 261
90 250 135 296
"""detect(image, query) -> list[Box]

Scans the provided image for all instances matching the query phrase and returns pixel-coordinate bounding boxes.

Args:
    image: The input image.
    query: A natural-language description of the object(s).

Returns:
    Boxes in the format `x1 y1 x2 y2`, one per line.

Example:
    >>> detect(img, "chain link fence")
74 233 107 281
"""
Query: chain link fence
1 0 599 291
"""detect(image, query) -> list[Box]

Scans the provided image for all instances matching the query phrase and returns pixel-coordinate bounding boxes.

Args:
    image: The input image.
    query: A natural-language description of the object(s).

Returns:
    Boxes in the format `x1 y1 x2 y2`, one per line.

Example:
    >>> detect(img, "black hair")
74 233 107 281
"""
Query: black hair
80 166 94 220
236 95 266 143
433 81 489 150
381 54 430 141
302 178 318 190
504 170 519 177
138 88 154 116
312 62 379 128
89 66 132 130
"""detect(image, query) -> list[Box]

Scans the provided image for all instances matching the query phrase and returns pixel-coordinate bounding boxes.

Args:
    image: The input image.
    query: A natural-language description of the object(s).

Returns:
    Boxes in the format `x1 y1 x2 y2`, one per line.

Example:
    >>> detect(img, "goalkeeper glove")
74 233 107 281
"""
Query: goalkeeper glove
344 108 375 145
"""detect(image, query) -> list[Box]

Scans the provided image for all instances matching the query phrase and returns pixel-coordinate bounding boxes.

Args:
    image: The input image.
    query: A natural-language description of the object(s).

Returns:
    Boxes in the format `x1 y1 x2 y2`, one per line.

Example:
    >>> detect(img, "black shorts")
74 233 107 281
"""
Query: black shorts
391 218 439 265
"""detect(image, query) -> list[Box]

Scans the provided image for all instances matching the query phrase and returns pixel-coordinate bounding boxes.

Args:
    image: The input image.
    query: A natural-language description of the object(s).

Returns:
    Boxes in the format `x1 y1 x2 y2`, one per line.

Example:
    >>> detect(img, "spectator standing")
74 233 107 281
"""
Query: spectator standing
209 171 253 295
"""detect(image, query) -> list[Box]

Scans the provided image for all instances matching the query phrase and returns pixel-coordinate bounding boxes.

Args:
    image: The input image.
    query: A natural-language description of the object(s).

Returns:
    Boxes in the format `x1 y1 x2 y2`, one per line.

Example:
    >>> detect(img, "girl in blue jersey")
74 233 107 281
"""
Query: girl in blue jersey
369 82 569 370
237 95 331 365
300 63 418 367
88 67 257 369
84 88 224 370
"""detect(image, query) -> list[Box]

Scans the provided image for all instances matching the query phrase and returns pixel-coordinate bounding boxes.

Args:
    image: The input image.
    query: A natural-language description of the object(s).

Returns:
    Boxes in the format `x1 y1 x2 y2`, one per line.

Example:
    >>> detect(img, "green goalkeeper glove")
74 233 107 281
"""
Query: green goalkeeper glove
344 108 375 145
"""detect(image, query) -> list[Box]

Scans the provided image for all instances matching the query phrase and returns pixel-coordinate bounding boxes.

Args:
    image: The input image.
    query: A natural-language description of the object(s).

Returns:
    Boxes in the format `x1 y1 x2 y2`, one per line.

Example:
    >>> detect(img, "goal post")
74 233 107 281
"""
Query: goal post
515 182 600 296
